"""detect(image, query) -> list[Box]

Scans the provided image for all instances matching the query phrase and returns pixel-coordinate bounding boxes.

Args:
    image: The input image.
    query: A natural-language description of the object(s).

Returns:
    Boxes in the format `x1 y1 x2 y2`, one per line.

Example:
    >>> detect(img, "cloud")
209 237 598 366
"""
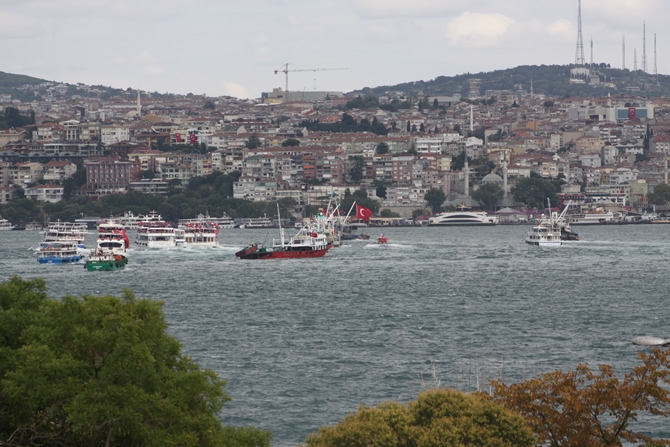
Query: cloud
547 19 574 41
445 12 514 47
0 11 44 39
223 82 249 99
353 0 470 18
584 0 660 20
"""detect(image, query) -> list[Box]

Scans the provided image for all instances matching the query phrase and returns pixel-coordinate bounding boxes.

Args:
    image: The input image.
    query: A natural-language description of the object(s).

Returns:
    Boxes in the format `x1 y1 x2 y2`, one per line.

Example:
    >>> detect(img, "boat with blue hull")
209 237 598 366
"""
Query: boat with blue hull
38 241 85 264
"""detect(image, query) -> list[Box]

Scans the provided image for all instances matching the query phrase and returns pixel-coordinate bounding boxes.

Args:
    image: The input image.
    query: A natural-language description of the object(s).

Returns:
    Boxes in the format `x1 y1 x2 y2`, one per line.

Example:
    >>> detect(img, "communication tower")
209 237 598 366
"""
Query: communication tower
622 35 626 70
642 21 648 73
575 0 585 65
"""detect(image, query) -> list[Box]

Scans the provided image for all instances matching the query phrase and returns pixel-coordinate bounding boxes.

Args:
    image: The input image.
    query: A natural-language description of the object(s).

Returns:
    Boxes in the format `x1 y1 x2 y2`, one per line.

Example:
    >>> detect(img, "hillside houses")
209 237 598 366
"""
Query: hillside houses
0 83 669 213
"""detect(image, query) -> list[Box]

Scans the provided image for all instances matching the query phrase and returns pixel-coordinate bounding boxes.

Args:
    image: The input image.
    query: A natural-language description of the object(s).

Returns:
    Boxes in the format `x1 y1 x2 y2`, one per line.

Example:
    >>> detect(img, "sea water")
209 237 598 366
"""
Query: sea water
2 225 670 446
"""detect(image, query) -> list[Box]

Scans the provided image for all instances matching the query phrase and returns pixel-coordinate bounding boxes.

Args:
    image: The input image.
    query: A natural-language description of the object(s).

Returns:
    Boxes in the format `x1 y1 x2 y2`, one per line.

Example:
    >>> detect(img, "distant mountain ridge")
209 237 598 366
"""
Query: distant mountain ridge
353 64 670 99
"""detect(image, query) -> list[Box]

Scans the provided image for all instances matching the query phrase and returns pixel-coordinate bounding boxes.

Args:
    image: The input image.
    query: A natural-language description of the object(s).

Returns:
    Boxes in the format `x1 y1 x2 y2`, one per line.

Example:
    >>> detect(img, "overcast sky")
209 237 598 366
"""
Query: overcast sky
0 0 666 99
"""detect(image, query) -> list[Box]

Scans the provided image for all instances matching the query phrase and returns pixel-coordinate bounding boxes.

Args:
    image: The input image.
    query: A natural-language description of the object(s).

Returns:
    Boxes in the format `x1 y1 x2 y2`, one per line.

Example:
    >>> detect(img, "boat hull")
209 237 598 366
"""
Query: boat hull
525 240 562 246
39 255 84 264
235 245 329 260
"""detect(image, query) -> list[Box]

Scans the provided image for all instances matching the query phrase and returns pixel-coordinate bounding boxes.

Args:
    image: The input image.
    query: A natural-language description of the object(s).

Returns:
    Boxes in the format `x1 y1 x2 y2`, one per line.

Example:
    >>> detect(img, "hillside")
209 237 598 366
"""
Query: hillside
353 64 670 99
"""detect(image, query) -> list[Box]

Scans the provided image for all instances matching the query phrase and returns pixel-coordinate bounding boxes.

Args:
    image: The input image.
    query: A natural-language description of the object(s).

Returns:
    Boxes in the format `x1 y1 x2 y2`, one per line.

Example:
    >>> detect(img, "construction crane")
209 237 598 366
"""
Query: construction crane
274 63 347 103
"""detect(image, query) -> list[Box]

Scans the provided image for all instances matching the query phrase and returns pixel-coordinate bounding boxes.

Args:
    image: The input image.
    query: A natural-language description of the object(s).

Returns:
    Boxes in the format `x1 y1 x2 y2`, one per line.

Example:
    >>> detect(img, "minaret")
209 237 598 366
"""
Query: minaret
634 48 637 71
136 91 141 116
502 151 508 198
464 151 470 197
530 79 534 98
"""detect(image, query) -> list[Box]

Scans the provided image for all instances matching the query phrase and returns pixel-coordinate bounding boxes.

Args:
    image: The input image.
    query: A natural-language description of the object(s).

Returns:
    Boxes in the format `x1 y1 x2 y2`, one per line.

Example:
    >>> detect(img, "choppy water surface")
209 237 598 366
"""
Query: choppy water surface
2 225 670 445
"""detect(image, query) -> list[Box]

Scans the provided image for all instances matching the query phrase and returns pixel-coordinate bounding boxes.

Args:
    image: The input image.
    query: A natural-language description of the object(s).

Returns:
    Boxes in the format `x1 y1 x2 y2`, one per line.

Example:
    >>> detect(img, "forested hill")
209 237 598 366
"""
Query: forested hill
353 64 670 99
0 71 46 92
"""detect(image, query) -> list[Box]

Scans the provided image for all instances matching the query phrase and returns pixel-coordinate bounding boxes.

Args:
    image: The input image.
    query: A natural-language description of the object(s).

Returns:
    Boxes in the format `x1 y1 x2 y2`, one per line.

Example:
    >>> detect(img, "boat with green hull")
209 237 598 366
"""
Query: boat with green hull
85 251 128 271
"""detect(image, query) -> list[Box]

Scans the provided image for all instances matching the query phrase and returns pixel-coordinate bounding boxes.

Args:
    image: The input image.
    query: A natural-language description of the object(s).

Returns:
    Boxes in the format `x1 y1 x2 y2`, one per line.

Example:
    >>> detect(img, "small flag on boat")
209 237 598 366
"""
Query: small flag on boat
356 205 373 221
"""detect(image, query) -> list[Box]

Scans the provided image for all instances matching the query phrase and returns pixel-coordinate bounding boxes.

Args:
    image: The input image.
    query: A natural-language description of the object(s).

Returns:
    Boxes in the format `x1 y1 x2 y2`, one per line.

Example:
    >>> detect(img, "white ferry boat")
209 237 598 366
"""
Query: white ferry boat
178 213 234 229
43 221 87 245
97 219 130 254
237 216 274 229
178 218 219 248
116 211 141 230
0 216 15 231
38 240 86 264
568 211 616 225
428 211 499 226
525 223 563 246
134 211 181 248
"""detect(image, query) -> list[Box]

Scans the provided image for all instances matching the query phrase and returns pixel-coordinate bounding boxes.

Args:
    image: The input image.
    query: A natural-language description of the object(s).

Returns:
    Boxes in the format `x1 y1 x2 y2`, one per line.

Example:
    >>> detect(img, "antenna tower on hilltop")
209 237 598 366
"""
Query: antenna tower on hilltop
642 21 648 73
575 0 585 65
622 35 626 70
634 48 638 71
655 33 659 84
590 36 594 65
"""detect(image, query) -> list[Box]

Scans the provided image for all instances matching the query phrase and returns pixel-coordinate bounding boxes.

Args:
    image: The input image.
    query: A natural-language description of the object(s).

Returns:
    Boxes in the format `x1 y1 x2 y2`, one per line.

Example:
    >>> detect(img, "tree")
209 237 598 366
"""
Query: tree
139 169 155 180
375 142 389 154
511 177 558 210
493 348 670 446
203 100 215 109
0 276 272 447
424 188 446 214
419 123 426 133
281 138 300 147
348 156 364 184
305 388 533 446
473 183 504 211
374 180 387 199
649 184 670 205
543 100 555 108
245 134 262 149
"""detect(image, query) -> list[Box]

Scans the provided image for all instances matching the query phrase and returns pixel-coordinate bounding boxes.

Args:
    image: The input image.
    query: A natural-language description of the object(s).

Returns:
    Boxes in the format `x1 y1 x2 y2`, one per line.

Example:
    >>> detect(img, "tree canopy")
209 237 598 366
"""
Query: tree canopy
511 177 559 210
0 276 271 447
648 184 670 205
493 348 670 446
424 188 446 214
473 183 504 211
304 388 533 446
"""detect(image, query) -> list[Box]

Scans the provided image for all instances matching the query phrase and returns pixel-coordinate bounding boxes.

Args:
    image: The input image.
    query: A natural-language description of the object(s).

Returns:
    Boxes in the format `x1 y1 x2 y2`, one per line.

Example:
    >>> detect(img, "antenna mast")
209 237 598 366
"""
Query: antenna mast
575 0 585 65
642 21 648 73
634 48 637 71
655 33 659 84
590 36 593 65
622 35 626 70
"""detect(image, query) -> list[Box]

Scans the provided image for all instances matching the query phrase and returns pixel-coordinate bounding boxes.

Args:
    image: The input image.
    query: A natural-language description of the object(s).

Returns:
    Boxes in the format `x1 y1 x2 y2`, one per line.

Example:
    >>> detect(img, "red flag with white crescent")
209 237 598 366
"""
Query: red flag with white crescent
356 205 373 221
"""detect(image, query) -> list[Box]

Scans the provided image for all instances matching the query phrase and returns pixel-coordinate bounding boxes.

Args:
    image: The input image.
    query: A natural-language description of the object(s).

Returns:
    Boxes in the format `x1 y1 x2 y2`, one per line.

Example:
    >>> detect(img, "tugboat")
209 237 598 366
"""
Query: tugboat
85 249 128 271
376 233 388 244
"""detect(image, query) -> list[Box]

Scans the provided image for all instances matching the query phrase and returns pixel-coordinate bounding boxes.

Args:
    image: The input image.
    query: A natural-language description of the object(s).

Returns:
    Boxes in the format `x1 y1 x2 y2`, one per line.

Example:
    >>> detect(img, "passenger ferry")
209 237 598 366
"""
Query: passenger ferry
38 240 85 264
428 211 499 226
43 221 87 245
0 216 15 231
568 211 616 225
178 217 219 248
134 211 182 248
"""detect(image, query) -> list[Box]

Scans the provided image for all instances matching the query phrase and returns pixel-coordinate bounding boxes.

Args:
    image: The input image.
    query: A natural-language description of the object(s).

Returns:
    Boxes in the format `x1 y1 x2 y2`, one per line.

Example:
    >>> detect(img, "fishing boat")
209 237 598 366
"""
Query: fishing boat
0 216 15 231
85 250 128 271
134 211 181 248
525 199 563 246
97 219 130 254
235 206 331 260
38 241 85 264
178 217 219 248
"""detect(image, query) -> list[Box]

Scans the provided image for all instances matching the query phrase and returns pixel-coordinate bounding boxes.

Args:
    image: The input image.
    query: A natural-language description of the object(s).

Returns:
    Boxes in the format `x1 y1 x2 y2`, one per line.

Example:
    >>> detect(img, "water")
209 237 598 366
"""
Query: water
2 225 670 445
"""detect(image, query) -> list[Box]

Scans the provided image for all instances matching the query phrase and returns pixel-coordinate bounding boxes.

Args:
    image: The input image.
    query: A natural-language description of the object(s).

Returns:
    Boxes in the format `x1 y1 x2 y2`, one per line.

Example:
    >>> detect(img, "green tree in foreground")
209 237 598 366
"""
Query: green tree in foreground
0 276 271 447
493 348 670 447
304 388 533 446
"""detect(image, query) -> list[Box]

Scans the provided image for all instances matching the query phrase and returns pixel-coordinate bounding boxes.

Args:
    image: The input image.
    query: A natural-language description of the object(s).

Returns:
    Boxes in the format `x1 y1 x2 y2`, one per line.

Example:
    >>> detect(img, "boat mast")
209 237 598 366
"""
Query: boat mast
277 204 284 246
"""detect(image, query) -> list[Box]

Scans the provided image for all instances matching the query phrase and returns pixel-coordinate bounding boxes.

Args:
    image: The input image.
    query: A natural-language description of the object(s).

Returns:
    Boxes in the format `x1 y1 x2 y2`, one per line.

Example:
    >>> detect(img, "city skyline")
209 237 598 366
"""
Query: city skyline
0 0 666 99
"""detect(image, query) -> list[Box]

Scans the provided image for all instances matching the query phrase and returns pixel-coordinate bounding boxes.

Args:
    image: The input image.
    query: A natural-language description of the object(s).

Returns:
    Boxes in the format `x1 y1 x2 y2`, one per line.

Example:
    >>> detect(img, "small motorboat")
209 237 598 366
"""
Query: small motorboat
376 234 388 244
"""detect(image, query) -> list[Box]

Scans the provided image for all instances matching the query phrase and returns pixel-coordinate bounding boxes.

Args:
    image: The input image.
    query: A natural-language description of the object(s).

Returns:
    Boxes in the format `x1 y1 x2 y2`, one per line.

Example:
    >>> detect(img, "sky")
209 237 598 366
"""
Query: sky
0 0 667 99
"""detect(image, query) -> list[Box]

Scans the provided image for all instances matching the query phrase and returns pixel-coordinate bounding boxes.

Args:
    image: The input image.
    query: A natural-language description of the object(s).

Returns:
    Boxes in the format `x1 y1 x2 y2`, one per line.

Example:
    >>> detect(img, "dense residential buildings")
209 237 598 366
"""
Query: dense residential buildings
1 77 669 213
